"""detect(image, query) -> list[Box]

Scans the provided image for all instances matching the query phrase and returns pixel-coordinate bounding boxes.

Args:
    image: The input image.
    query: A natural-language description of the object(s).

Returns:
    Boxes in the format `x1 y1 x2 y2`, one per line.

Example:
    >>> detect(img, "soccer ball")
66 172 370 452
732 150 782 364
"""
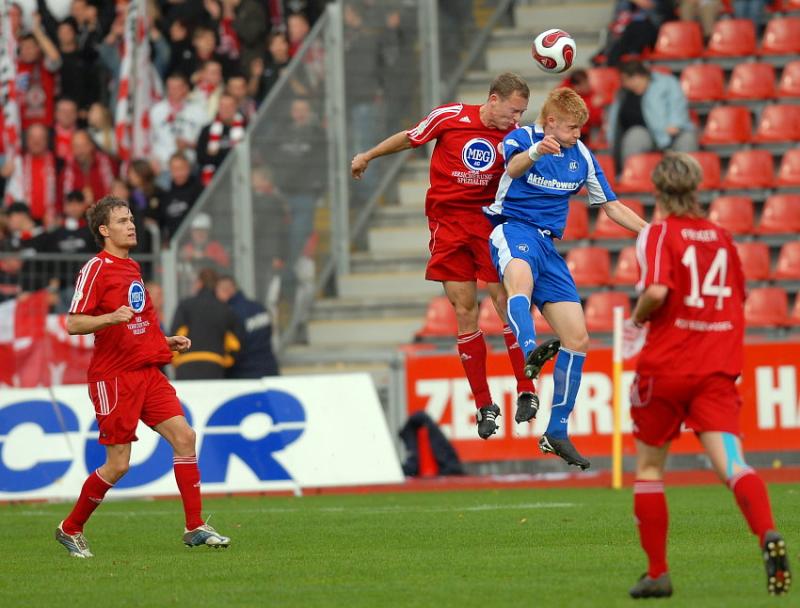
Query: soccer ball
532 29 576 74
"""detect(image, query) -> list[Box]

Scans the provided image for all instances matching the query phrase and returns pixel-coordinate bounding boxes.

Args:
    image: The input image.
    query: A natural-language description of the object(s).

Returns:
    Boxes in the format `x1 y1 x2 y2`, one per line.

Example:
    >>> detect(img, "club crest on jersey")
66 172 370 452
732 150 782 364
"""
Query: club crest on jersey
462 138 496 172
517 243 529 252
128 281 146 313
569 160 578 171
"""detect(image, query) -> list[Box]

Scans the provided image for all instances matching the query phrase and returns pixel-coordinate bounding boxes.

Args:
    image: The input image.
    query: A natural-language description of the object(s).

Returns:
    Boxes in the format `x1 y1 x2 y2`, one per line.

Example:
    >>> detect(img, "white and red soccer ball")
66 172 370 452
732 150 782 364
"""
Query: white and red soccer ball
532 29 576 74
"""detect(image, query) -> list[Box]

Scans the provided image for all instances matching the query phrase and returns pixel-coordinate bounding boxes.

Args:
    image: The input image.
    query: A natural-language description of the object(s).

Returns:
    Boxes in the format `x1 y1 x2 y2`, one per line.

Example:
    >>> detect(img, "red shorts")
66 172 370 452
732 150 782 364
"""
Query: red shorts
426 214 499 283
88 366 185 445
630 373 742 447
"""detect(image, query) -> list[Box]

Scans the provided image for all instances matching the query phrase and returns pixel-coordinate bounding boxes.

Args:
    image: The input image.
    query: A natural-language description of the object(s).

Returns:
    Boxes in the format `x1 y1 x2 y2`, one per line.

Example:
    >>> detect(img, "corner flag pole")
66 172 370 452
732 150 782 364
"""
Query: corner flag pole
611 305 624 490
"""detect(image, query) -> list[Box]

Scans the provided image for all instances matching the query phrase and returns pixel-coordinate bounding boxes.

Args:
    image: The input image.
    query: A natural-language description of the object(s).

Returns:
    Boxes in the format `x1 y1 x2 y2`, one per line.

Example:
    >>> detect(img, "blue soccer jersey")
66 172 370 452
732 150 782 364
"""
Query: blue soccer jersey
484 124 616 238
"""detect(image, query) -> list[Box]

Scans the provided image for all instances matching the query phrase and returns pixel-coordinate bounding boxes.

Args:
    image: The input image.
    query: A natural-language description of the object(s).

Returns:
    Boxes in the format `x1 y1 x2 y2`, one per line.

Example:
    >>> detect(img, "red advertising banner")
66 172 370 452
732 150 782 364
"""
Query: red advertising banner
405 343 800 462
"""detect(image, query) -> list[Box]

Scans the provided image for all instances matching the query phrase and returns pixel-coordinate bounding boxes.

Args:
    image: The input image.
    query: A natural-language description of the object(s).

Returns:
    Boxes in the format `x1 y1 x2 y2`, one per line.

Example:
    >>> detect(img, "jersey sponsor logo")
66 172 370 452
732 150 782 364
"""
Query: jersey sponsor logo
462 138 496 172
526 173 581 191
128 281 146 313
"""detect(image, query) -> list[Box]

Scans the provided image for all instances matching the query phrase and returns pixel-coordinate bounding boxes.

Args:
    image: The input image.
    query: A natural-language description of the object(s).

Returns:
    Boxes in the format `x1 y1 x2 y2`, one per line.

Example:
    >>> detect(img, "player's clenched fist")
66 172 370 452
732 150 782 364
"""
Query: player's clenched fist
167 335 192 353
351 153 369 180
528 134 561 161
108 305 135 325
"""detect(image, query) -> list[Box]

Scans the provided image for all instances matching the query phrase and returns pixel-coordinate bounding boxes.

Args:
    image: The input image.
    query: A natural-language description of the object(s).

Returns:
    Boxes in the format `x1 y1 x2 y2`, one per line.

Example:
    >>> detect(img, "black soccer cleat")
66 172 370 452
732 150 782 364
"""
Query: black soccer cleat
476 404 501 439
629 572 673 599
524 338 561 379
763 531 791 596
514 391 539 423
539 433 591 470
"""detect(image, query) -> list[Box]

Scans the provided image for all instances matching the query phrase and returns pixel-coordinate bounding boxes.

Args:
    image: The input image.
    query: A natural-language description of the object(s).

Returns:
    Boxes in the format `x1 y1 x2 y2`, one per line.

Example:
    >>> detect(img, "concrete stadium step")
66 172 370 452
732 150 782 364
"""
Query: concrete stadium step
350 250 429 274
311 294 431 321
337 270 440 299
367 224 429 255
371 204 427 227
398 179 428 207
306 317 422 347
513 3 613 31
486 34 604 73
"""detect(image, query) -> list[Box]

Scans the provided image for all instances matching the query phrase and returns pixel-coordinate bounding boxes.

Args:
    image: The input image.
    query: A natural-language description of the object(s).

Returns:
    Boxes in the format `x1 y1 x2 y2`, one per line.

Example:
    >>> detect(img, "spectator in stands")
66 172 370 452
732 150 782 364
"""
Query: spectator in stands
4 201 51 293
54 16 99 110
189 24 234 79
733 0 767 32
86 102 117 156
180 212 231 270
681 0 723 40
158 152 203 243
205 0 268 76
215 274 280 378
249 32 292 104
7 124 63 226
607 60 697 171
287 12 311 57
196 94 246 185
16 21 62 130
561 69 604 147
165 18 195 79
380 7 417 136
53 98 79 163
46 190 95 310
61 130 118 204
226 73 257 120
127 159 163 225
251 164 290 269
190 59 225 120
596 0 675 66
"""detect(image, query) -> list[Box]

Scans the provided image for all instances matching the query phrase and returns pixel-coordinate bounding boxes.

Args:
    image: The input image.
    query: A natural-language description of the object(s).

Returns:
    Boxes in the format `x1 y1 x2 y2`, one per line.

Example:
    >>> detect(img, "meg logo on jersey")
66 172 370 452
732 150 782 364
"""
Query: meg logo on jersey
462 138 496 172
128 280 146 313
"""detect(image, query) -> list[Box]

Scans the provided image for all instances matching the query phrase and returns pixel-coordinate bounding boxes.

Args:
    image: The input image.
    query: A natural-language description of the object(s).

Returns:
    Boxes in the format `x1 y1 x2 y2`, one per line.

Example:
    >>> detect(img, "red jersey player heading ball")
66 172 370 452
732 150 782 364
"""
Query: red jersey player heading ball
55 196 231 558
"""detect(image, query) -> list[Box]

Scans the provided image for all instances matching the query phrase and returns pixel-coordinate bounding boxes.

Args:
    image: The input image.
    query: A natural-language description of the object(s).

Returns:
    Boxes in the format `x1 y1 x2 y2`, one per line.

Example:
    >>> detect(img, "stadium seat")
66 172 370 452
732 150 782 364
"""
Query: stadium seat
616 152 662 193
708 196 755 234
744 287 790 327
587 67 621 106
705 18 758 56
759 17 800 55
699 106 753 146
566 246 612 286
584 291 631 332
533 306 554 334
680 64 725 102
594 154 617 190
773 241 800 280
416 296 457 338
752 104 800 143
791 295 800 326
726 62 777 100
758 194 800 233
592 199 645 238
477 297 505 336
613 246 640 285
777 61 800 98
734 241 771 280
563 200 590 240
649 21 704 59
687 151 722 190
721 150 775 189
776 148 800 187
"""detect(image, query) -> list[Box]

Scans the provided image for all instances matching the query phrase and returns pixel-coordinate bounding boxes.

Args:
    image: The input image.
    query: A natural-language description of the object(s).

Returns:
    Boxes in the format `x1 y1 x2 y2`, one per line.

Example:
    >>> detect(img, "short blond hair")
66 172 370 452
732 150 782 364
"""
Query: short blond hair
537 87 588 126
652 152 704 217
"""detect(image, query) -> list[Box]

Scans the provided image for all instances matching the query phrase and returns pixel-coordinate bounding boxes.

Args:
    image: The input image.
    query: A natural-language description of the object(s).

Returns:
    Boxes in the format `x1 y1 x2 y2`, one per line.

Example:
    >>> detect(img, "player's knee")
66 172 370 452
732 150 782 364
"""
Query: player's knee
562 332 589 353
453 302 478 328
106 460 130 481
174 427 197 453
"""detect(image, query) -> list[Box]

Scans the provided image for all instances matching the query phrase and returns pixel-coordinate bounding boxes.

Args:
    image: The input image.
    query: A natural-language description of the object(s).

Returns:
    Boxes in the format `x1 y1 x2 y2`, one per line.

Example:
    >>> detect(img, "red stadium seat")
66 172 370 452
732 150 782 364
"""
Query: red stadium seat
776 148 800 187
752 104 800 143
585 291 631 332
759 17 800 55
616 153 662 193
745 287 790 327
734 241 772 280
687 151 722 190
594 154 617 190
613 246 641 285
592 199 645 238
533 306 554 334
587 67 621 106
777 61 800 98
700 106 753 146
566 246 612 286
680 64 725 102
791 295 800 326
705 18 758 56
477 296 505 336
726 63 777 100
758 194 800 233
416 296 457 338
708 196 756 234
721 150 775 189
773 241 800 280
563 200 590 240
649 21 704 59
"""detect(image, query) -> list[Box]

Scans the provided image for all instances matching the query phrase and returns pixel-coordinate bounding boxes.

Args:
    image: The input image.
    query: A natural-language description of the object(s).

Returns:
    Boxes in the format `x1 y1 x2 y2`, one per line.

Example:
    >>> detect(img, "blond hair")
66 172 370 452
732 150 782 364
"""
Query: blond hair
652 152 705 217
488 72 530 100
537 87 588 126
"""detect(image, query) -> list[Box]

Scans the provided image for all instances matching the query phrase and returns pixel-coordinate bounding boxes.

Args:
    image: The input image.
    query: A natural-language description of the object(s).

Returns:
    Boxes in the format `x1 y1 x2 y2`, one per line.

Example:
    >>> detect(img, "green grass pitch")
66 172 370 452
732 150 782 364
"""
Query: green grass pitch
2 483 797 607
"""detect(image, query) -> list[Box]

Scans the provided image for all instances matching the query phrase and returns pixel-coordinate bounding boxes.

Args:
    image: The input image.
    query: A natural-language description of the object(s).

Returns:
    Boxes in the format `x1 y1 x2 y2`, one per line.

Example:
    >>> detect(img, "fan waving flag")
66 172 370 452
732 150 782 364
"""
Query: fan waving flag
0 0 22 202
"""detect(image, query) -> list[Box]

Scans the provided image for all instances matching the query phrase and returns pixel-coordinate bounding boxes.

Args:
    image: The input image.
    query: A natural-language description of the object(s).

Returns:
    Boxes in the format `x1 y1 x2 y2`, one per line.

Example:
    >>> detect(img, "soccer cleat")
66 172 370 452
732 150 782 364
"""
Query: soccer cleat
539 433 591 470
763 531 791 595
524 338 561 379
476 404 501 439
55 522 94 558
183 524 231 549
514 391 539 423
629 572 673 599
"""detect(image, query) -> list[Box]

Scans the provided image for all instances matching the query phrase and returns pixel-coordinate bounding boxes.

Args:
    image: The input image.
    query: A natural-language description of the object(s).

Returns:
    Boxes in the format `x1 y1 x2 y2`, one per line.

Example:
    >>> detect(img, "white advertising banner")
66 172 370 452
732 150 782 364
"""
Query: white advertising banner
0 374 404 500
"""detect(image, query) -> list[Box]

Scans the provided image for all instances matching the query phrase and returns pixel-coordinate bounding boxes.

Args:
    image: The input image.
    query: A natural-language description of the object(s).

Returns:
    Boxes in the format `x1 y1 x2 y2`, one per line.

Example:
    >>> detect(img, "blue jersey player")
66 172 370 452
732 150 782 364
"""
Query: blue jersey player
486 88 647 468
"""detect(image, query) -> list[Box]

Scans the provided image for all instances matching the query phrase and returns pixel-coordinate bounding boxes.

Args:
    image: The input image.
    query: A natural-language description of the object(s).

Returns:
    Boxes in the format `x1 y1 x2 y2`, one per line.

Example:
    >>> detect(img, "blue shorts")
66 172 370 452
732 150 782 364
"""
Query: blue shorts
488 220 580 310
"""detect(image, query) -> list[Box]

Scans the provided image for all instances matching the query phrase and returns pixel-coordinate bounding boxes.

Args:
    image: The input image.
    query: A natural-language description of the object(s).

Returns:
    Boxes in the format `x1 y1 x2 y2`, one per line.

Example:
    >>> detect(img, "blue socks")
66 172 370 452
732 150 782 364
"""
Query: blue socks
507 294 537 357
545 347 586 439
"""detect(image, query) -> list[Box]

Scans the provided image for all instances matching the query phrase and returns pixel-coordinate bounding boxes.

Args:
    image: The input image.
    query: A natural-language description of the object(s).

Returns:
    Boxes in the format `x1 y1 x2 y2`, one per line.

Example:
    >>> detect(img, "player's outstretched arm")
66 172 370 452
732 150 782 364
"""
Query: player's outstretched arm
351 131 413 180
603 200 648 234
66 306 135 335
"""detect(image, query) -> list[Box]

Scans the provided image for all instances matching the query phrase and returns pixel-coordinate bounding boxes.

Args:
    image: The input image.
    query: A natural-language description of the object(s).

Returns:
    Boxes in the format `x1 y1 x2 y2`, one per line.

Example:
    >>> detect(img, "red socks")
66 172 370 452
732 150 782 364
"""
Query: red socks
457 330 492 408
62 470 113 534
174 456 204 530
730 470 776 543
634 480 669 578
503 325 535 394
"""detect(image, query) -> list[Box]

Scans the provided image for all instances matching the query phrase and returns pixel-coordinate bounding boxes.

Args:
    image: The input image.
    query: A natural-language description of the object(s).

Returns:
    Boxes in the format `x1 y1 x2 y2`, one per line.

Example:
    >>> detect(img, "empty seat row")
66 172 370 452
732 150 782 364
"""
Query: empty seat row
736 241 800 280
709 194 800 234
700 104 800 145
682 62 800 103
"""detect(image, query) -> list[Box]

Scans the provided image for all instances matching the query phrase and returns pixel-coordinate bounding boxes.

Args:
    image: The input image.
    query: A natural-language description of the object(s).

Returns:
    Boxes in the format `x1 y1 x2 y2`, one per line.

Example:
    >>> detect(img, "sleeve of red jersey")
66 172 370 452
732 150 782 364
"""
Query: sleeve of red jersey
405 104 464 147
635 222 675 292
68 257 103 315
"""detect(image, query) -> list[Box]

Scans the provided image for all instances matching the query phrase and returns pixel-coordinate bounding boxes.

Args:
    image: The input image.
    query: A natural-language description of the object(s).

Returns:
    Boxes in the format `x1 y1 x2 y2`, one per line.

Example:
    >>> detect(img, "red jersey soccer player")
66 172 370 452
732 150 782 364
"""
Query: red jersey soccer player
351 73 559 439
626 153 790 598
55 196 230 558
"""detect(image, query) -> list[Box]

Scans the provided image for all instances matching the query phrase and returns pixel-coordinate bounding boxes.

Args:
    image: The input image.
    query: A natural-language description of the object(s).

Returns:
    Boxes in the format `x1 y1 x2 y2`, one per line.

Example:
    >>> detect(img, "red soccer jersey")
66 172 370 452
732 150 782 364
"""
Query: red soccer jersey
69 250 172 382
406 103 515 217
635 215 746 377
